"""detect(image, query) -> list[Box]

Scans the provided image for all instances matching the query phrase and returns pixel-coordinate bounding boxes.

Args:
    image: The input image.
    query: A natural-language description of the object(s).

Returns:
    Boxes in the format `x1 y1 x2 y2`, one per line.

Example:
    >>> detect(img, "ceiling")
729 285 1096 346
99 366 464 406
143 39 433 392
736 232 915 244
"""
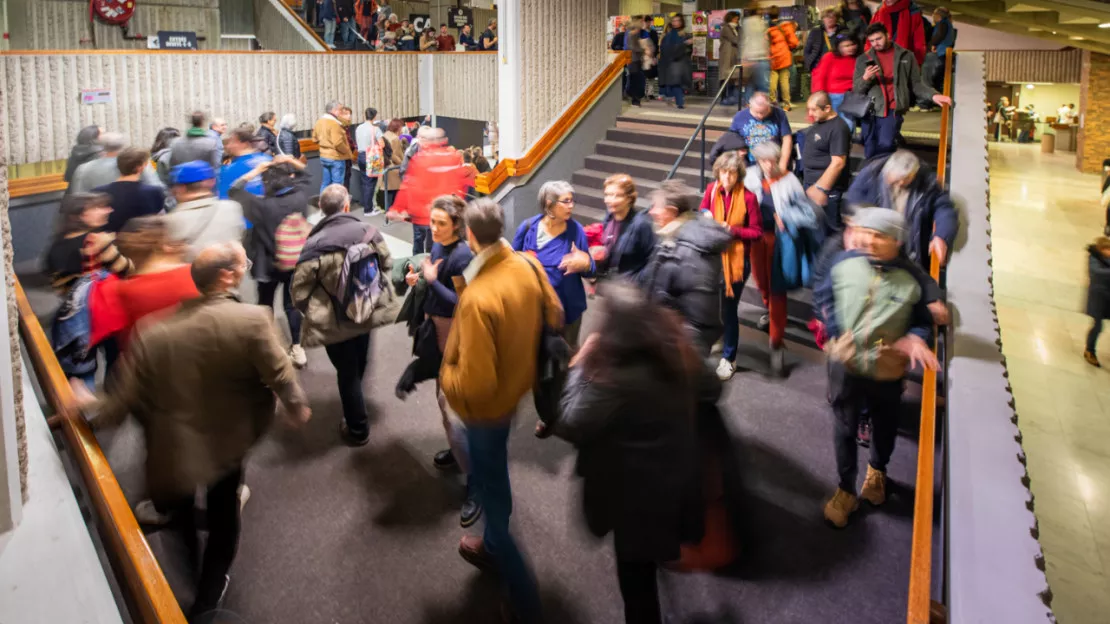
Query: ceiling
915 0 1110 55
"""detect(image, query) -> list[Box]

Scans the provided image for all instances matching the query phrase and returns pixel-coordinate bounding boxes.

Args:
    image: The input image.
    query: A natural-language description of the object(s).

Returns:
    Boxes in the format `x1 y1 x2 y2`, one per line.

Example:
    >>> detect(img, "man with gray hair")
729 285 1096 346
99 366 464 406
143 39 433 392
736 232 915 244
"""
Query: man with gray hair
728 91 793 172
71 240 310 619
291 184 399 446
70 132 162 193
312 100 354 194
844 148 958 268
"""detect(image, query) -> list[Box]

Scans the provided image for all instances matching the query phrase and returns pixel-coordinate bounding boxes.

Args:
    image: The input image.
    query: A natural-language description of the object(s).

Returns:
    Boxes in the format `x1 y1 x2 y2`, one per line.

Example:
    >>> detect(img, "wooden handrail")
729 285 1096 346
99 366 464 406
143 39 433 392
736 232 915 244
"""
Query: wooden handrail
271 0 332 52
906 46 954 624
13 279 186 624
475 52 630 195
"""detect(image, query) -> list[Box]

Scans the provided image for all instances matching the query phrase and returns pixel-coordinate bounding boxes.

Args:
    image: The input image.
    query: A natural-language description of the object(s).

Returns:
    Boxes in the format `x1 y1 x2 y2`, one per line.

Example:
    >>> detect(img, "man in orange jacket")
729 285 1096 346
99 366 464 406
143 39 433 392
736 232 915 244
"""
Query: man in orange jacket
767 7 799 111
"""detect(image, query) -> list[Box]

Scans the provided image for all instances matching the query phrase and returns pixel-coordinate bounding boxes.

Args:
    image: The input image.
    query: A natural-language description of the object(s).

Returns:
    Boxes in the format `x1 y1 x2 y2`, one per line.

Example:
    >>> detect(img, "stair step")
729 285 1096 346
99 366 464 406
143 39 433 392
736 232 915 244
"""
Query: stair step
595 139 710 169
606 128 710 151
571 169 664 194
572 187 651 221
583 154 710 187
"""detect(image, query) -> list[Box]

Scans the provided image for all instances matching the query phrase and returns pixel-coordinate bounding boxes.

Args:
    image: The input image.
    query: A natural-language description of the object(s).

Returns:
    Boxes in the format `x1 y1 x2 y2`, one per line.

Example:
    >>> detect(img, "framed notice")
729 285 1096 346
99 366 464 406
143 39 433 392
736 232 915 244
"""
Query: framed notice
155 31 198 50
81 89 113 105
449 7 473 30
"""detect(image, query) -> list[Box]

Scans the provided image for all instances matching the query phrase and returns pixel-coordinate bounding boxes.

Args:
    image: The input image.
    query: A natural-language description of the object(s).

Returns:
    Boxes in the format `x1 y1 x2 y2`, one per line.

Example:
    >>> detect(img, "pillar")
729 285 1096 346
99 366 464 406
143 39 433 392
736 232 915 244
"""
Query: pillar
1077 50 1110 173
497 0 524 160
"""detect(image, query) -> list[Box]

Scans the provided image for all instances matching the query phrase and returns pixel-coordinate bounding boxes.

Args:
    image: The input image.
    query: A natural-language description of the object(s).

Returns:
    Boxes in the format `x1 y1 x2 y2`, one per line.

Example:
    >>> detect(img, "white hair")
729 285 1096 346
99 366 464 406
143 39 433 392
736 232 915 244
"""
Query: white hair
538 180 575 216
278 113 297 131
98 132 127 152
751 141 782 164
881 150 921 183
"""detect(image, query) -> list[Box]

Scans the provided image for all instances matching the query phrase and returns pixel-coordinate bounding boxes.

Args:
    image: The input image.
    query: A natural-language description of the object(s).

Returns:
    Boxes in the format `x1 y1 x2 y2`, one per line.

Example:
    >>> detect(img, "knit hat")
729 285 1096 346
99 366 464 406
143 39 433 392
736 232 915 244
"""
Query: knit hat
853 207 904 242
170 160 215 185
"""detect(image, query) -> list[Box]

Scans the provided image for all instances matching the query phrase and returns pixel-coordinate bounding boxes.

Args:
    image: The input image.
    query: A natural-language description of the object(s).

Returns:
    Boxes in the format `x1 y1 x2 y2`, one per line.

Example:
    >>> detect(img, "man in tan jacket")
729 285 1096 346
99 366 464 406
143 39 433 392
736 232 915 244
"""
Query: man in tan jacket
312 99 354 194
73 241 310 621
440 198 562 623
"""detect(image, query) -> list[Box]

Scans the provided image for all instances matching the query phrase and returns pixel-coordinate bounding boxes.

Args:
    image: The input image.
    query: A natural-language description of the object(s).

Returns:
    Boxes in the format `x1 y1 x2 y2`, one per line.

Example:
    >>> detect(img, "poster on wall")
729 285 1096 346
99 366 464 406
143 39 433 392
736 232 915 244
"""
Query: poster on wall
693 37 707 57
607 15 630 47
449 7 473 30
653 16 665 29
692 12 708 35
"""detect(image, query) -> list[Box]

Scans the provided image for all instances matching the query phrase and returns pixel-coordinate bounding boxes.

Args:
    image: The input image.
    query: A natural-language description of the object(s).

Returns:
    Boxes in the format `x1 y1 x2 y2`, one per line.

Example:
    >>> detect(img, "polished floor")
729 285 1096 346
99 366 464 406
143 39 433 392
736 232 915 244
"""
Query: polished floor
988 143 1110 624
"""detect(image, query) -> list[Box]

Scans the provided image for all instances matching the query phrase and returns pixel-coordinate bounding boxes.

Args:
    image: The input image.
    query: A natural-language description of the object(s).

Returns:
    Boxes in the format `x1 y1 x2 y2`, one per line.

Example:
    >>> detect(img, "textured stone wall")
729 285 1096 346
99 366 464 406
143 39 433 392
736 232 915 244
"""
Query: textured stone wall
433 54 499 122
1 52 423 165
1077 50 1110 174
519 0 607 150
8 0 223 51
253 0 322 52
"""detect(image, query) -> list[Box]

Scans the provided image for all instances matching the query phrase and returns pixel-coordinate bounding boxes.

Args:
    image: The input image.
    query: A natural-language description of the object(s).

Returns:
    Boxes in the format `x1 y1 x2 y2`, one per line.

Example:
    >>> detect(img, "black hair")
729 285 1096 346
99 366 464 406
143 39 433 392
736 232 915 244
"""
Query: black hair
365 107 378 121
865 22 889 37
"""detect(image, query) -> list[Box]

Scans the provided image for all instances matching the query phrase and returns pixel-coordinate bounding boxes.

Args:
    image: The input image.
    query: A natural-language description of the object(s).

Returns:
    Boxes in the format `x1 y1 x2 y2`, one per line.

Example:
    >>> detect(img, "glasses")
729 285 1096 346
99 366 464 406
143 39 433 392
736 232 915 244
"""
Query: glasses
556 196 575 205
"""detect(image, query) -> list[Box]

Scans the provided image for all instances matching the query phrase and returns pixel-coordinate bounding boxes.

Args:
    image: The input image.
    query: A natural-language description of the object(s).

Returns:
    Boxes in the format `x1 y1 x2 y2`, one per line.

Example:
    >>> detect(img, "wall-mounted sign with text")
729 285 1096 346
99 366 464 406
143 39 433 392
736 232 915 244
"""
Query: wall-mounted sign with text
411 14 432 33
81 89 113 105
449 7 473 30
148 31 199 50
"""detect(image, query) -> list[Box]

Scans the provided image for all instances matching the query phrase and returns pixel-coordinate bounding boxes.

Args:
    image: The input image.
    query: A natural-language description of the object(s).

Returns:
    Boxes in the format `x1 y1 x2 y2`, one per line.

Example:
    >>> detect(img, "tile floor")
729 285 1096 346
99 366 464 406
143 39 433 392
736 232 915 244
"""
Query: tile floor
989 142 1110 624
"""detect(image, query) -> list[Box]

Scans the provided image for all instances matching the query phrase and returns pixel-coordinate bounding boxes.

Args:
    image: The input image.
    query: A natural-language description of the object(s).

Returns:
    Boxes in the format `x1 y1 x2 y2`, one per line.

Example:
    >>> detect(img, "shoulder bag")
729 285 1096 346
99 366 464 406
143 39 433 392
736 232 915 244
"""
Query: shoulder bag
517 252 572 428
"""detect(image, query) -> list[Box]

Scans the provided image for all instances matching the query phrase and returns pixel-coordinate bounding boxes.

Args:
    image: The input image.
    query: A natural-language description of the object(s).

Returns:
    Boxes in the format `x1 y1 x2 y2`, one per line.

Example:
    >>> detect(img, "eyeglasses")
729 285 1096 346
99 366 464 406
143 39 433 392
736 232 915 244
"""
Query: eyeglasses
556 197 575 205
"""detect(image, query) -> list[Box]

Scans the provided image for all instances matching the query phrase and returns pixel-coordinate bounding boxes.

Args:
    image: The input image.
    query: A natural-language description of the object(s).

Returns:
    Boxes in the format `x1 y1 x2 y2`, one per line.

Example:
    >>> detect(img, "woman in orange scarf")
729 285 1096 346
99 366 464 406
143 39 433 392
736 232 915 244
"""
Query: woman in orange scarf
699 152 763 381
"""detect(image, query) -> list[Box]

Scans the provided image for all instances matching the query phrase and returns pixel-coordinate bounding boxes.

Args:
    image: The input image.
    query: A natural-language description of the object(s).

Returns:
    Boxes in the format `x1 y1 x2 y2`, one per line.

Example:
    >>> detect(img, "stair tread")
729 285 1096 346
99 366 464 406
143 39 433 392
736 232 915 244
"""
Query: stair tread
573 169 665 191
584 153 709 177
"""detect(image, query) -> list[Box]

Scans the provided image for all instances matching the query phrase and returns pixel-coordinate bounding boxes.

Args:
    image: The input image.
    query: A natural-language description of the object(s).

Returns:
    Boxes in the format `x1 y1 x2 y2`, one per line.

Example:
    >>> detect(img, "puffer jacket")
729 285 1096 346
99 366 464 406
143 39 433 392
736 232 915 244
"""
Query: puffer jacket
291 213 400 347
1087 245 1110 320
768 21 799 71
278 128 302 159
844 153 958 268
640 212 732 354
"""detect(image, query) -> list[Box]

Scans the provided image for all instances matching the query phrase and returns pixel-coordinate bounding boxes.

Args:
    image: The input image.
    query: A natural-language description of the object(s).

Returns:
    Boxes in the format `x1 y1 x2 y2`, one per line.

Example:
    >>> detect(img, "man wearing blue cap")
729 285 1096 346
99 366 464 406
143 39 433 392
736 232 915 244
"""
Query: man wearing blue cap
166 161 245 258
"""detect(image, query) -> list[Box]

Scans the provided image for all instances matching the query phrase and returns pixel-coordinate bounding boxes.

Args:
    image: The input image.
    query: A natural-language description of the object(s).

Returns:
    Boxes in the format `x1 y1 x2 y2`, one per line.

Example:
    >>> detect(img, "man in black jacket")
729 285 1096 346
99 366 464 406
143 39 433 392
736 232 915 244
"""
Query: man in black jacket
804 8 843 73
256 111 279 156
336 0 356 49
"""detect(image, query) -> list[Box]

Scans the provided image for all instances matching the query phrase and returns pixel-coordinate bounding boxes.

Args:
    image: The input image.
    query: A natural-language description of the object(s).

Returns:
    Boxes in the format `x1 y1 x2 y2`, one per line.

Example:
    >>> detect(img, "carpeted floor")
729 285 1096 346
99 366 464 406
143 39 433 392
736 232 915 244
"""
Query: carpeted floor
23 220 927 623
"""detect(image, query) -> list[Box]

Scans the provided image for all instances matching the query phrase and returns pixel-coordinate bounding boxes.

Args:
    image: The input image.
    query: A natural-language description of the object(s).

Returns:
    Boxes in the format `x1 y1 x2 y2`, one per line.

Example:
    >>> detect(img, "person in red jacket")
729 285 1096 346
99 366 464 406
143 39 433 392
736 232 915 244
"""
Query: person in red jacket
812 35 863 133
387 129 475 254
869 0 926 65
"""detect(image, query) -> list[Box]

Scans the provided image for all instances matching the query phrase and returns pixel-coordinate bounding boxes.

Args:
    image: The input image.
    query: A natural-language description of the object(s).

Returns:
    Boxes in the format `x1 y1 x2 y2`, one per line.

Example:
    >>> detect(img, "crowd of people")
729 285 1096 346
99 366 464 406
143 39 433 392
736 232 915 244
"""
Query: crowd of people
294 0 497 51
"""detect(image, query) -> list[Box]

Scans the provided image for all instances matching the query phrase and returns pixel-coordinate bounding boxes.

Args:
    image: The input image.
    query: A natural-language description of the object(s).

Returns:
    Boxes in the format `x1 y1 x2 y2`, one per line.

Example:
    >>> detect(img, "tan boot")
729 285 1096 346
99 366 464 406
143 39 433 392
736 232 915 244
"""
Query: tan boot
861 465 887 506
823 488 859 529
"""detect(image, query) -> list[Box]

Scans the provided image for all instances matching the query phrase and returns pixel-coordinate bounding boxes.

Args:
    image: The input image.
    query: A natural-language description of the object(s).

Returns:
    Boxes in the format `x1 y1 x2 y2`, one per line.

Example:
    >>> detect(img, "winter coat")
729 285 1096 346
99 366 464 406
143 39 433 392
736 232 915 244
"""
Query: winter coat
555 363 703 562
871 0 927 65
841 4 873 40
930 17 956 57
232 171 312 280
1087 246 1110 320
382 131 405 191
169 131 223 170
165 196 245 259
70 157 163 195
64 126 103 185
319 0 336 20
640 212 732 354
718 22 740 84
804 26 842 72
89 292 306 499
845 153 958 268
743 167 821 233
277 128 302 159
257 126 279 156
853 43 936 117
708 131 749 166
768 21 799 71
312 114 353 161
291 213 400 347
659 29 693 88
812 52 857 94
595 208 657 282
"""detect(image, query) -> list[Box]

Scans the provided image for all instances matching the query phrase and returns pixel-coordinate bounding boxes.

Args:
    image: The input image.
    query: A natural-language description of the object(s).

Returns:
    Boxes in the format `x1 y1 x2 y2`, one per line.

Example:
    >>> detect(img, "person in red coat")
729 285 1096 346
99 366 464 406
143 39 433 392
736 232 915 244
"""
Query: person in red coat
812 35 863 132
387 129 475 254
869 0 927 65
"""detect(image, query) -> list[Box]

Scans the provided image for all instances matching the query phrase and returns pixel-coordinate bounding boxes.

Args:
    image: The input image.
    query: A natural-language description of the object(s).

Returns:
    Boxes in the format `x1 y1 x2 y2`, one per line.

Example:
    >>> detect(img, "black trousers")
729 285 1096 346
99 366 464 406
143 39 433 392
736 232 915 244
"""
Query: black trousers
325 333 371 438
616 559 662 624
256 271 302 345
155 467 243 620
830 363 903 494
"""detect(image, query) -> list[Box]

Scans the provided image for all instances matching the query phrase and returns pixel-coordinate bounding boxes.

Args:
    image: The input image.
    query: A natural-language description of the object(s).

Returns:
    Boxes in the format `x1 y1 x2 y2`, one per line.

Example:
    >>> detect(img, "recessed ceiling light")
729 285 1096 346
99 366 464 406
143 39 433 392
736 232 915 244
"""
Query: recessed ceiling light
1100 22 1110 28
1026 84 1035 89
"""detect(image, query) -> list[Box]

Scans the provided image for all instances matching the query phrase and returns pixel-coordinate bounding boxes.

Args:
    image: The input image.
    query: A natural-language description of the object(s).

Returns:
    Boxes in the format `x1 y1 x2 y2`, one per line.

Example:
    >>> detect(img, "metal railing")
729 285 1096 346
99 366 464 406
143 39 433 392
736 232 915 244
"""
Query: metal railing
664 63 744 190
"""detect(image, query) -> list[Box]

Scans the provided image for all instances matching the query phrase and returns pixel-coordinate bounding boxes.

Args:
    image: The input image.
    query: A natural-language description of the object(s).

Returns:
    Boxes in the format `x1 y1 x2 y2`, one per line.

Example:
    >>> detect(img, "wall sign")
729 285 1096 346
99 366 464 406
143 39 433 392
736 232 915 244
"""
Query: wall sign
91 0 136 26
152 31 198 50
411 14 431 33
449 7 473 29
81 89 113 105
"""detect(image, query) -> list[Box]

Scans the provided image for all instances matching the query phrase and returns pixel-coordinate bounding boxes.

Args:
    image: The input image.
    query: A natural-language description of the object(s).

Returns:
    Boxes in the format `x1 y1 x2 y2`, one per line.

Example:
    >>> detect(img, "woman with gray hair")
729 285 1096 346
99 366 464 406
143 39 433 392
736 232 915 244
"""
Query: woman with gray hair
276 113 302 160
512 180 594 436
743 141 821 376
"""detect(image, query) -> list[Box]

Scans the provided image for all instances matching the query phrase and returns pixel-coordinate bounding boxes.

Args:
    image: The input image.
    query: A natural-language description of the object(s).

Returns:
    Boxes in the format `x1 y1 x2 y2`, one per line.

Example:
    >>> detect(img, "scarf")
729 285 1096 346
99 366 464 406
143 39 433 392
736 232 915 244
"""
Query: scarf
710 182 748 297
878 0 916 56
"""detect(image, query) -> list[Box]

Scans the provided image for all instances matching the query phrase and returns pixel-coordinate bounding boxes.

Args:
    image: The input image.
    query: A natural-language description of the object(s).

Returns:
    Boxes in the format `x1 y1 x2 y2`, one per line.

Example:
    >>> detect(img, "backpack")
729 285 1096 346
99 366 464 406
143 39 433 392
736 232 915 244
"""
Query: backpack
274 212 311 272
336 232 387 324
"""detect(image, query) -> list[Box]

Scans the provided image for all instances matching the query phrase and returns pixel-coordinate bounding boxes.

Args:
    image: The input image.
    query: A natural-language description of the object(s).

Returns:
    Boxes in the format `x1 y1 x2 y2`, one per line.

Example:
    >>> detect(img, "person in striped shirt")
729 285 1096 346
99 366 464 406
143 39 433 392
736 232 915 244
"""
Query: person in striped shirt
45 191 132 295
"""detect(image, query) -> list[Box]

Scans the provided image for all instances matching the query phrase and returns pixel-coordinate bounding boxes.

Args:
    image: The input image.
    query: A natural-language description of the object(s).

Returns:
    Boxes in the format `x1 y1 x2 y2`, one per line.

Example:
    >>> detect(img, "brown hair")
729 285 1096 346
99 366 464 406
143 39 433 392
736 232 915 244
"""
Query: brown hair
387 118 404 134
117 216 179 269
431 194 467 240
56 192 111 235
652 179 696 215
711 152 745 185
603 174 637 210
821 7 840 19
116 146 150 176
464 198 504 246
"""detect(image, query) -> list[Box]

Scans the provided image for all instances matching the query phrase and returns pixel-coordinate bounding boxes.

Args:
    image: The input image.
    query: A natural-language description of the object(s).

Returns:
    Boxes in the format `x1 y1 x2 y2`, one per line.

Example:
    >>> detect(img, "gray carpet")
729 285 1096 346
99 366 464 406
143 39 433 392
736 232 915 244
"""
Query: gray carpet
25 269 927 624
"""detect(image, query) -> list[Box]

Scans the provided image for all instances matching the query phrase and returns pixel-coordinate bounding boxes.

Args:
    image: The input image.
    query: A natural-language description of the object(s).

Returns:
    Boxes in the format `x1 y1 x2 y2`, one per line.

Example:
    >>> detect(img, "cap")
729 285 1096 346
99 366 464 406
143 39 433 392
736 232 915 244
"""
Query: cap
170 160 215 185
853 207 905 242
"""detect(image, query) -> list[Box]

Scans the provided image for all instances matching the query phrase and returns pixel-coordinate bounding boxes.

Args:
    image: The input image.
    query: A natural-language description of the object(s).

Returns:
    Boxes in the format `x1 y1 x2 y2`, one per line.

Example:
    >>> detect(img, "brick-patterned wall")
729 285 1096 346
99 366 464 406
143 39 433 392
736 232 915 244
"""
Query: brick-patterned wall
1077 51 1110 173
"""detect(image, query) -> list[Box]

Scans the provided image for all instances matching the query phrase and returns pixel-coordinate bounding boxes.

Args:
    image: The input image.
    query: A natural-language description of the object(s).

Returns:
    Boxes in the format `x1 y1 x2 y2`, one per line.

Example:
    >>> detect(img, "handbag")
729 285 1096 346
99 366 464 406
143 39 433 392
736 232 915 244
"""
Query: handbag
838 91 872 120
366 132 385 176
517 252 572 427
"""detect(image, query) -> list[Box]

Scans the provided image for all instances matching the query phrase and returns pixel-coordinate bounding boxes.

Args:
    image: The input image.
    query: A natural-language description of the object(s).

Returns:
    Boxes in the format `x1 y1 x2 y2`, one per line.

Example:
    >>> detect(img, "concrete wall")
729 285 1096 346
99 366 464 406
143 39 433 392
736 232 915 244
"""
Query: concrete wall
252 0 323 51
0 52 423 165
220 0 255 34
433 53 498 122
8 0 223 50
495 77 623 235
519 0 607 150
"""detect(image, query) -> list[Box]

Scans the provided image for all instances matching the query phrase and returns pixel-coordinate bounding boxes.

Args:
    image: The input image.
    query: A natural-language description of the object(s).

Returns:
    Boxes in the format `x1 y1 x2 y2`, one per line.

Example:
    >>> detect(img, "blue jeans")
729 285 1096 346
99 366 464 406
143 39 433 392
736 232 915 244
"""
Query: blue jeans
828 93 857 135
339 19 355 45
323 19 337 46
744 59 770 105
412 224 431 255
860 113 903 160
660 85 685 108
721 268 751 363
357 154 378 211
320 157 346 194
466 423 542 622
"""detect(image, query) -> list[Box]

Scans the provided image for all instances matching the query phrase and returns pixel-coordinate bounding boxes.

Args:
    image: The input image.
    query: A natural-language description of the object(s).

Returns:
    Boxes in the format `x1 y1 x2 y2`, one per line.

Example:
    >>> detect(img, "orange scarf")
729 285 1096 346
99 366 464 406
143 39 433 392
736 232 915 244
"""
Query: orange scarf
711 182 747 297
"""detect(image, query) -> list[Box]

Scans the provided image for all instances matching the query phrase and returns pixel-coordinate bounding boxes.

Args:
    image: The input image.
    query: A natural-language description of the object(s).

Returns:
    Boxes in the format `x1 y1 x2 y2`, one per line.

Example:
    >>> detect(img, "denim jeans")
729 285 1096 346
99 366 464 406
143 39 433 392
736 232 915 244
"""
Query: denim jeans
257 271 302 345
324 333 371 439
466 422 542 622
339 19 356 45
320 157 346 194
1088 318 1103 353
412 224 432 255
744 59 770 105
721 269 751 363
660 85 685 108
830 363 903 493
323 19 337 46
828 92 857 135
860 113 904 160
357 154 378 211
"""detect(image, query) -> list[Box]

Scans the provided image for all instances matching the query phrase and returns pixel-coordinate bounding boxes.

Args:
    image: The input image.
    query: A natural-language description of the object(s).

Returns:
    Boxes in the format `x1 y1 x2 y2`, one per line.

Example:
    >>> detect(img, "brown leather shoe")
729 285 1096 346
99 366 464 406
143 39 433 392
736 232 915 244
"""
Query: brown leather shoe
458 535 497 573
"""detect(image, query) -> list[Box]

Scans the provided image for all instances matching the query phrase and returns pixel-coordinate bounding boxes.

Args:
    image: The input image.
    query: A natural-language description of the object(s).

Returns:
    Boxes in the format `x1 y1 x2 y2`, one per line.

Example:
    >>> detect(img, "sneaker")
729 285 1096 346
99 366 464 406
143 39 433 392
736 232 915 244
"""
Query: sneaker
782 103 792 111
458 534 497 572
461 489 483 528
716 358 736 381
757 314 770 331
860 465 887 506
340 422 369 447
770 346 785 377
823 488 859 529
289 344 308 369
133 499 171 526
857 420 872 448
238 484 251 512
433 449 458 471
1084 350 1101 368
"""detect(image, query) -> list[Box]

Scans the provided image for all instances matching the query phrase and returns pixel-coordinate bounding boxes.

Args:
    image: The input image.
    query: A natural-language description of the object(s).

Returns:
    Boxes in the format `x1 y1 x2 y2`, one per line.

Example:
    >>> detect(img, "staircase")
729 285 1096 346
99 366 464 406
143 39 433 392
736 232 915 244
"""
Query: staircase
570 97 942 348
